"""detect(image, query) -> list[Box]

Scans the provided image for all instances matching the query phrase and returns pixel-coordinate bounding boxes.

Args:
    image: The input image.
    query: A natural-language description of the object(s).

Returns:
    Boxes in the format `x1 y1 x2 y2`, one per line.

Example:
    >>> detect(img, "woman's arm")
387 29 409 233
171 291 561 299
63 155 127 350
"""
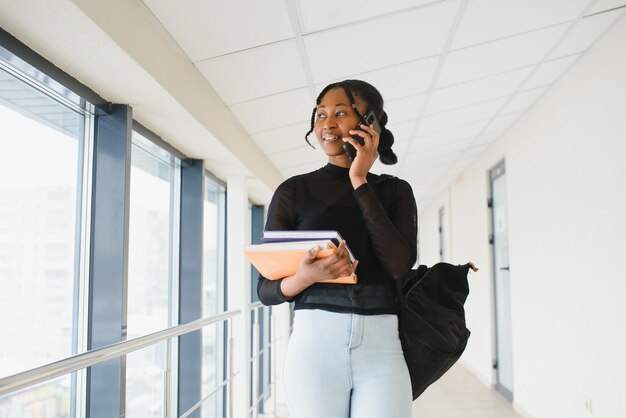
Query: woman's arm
353 179 417 281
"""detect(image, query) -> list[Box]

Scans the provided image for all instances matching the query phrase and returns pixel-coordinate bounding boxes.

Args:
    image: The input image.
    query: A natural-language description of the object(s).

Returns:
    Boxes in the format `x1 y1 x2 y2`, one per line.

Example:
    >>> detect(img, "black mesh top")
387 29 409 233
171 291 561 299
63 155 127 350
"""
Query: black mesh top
257 163 418 315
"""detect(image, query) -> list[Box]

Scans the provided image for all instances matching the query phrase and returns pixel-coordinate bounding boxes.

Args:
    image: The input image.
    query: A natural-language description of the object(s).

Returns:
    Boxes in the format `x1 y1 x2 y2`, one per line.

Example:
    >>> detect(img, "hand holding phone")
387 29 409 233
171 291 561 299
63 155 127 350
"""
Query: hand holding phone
343 110 382 162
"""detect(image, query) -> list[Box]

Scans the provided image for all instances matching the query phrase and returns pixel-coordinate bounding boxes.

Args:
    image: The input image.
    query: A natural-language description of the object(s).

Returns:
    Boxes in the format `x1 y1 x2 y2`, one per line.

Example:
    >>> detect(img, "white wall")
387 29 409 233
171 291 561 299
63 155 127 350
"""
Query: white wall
419 14 626 418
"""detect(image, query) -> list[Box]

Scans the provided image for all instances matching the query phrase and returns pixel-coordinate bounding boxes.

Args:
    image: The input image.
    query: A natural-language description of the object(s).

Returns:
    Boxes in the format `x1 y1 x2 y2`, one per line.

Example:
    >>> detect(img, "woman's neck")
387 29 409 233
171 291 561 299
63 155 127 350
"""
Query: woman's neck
328 155 351 168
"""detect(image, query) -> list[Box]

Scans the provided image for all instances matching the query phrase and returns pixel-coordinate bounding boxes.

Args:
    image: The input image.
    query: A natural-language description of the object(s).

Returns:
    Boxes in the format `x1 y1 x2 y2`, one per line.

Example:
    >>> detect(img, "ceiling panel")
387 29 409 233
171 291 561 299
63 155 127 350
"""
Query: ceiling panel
387 119 417 143
196 40 307 105
500 87 547 114
304 1 459 83
521 55 581 90
251 122 311 155
384 94 427 124
484 112 522 133
418 98 507 135
426 67 533 115
142 0 294 61
351 56 439 101
438 24 569 87
549 9 624 58
473 131 503 146
404 149 459 167
410 132 477 154
408 137 475 160
452 0 590 49
413 120 487 147
296 0 436 33
229 88 312 134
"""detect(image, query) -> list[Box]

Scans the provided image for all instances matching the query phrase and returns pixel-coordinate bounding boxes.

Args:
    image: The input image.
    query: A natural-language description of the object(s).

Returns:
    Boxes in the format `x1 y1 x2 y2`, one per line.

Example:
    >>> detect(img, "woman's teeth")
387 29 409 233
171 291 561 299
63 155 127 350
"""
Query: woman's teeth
323 134 339 141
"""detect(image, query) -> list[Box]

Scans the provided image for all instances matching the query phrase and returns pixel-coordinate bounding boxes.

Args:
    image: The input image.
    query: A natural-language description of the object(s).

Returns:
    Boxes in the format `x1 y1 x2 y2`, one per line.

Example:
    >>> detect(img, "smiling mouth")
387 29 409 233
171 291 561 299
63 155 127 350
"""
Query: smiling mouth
323 134 340 142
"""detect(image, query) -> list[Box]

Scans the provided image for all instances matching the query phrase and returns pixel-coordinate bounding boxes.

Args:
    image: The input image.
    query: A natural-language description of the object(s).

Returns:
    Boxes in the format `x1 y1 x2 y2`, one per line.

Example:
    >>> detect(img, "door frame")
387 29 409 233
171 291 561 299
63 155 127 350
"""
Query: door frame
488 159 514 402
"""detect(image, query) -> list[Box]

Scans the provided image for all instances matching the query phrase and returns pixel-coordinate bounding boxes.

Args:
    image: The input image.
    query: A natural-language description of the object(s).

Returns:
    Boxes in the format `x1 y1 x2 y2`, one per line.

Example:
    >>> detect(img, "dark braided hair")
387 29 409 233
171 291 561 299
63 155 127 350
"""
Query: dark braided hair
304 79 398 165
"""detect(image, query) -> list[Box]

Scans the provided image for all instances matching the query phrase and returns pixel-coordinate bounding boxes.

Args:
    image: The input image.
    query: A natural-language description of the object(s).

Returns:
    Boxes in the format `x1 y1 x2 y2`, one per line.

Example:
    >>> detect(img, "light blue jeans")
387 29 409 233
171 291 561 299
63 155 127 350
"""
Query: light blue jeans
283 309 412 418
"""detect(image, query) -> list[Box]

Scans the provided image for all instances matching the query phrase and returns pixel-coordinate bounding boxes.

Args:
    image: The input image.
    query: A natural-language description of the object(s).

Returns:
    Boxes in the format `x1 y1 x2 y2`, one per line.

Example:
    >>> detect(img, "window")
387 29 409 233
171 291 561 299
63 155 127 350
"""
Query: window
201 176 226 417
0 45 90 417
126 131 180 418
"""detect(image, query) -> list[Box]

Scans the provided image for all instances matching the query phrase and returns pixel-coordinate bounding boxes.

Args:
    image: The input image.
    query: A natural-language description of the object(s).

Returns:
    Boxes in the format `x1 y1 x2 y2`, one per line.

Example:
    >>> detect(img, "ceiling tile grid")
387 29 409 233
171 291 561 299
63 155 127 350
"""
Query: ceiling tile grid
303 1 460 83
451 0 590 49
295 0 437 33
587 0 626 15
438 24 570 87
196 40 307 105
549 8 624 58
426 67 533 115
521 55 582 90
229 87 312 134
141 0 626 207
142 0 295 61
251 122 311 155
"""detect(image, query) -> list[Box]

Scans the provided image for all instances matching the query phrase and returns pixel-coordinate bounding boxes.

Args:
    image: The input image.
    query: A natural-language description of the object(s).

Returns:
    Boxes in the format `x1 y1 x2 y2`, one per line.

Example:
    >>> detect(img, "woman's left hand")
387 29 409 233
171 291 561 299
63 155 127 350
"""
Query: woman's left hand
343 124 379 189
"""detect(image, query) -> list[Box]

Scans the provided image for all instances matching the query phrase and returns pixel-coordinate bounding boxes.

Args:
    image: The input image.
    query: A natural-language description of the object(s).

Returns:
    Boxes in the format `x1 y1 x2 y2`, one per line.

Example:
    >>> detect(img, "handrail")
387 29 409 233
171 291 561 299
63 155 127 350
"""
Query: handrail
250 301 264 310
0 309 241 397
179 371 240 418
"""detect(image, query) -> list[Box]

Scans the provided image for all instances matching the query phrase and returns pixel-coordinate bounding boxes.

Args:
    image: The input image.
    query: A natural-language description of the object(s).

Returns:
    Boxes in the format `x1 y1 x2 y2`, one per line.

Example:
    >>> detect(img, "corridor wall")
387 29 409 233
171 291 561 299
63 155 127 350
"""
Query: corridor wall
418 13 626 418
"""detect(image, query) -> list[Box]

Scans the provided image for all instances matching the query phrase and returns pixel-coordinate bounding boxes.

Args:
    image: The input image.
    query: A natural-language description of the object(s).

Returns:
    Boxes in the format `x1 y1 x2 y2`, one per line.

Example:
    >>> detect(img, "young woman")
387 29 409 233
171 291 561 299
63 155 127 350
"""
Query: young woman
257 79 417 418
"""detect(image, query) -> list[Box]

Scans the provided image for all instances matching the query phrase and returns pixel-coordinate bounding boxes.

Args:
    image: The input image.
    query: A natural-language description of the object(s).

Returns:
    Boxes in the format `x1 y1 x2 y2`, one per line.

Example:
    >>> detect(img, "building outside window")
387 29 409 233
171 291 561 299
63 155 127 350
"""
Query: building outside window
0 45 90 418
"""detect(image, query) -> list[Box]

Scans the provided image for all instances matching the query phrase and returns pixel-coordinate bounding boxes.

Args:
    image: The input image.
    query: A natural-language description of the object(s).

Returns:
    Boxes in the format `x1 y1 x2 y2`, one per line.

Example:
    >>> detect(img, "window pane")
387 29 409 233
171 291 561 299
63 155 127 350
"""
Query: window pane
203 179 225 317
0 62 84 417
126 343 166 418
127 139 174 337
202 178 226 418
126 134 177 418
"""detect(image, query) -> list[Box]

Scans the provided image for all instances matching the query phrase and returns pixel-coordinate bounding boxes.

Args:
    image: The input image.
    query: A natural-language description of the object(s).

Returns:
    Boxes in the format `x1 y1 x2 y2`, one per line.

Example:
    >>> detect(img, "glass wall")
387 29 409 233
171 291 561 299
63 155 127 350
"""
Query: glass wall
126 132 179 418
201 177 226 418
0 47 89 418
0 36 234 418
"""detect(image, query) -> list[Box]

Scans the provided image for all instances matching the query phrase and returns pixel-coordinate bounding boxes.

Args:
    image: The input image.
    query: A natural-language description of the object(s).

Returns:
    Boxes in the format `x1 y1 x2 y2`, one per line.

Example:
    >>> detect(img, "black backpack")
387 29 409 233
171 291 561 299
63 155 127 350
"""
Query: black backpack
398 262 473 400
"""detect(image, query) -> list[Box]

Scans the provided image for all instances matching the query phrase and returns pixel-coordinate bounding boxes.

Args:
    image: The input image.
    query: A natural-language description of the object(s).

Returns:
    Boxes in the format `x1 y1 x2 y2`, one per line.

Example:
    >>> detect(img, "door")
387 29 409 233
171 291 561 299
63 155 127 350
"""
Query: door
490 161 514 401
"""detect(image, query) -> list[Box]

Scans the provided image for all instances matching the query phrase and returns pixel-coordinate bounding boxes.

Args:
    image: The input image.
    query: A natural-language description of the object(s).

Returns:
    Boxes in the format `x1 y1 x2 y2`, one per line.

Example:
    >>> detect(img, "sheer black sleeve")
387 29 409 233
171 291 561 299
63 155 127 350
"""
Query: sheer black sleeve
256 179 296 305
353 179 417 281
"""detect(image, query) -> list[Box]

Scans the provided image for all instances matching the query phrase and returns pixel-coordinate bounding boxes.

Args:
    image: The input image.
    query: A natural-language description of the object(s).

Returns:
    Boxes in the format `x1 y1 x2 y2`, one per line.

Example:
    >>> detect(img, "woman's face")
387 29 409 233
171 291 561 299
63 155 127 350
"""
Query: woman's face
314 87 368 164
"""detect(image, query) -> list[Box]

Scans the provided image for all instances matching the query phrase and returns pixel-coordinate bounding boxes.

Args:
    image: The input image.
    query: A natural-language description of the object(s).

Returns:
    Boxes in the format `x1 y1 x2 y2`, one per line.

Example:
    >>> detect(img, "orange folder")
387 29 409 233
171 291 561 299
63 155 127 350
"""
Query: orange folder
244 240 357 284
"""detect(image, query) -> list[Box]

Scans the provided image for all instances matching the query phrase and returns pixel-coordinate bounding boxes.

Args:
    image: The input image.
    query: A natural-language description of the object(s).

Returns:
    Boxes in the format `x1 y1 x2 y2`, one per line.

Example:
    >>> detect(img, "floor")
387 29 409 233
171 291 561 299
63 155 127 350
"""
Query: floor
271 363 523 418
412 364 523 418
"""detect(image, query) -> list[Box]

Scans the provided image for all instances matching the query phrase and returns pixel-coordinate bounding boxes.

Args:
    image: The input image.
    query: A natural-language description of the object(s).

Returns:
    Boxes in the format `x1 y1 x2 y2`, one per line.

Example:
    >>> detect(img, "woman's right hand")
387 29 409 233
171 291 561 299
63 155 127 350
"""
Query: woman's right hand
298 241 357 285
279 241 358 299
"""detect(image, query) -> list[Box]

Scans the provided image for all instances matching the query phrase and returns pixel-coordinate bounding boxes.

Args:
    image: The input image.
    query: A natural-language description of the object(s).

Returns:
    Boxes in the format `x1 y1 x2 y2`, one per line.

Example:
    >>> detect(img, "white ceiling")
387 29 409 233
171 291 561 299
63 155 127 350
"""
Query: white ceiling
142 0 625 205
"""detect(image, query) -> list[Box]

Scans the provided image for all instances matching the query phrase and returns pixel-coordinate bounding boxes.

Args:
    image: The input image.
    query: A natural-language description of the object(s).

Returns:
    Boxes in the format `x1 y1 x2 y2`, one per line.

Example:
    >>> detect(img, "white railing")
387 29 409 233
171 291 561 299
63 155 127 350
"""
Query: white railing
0 302 288 418
249 301 284 418
0 310 240 417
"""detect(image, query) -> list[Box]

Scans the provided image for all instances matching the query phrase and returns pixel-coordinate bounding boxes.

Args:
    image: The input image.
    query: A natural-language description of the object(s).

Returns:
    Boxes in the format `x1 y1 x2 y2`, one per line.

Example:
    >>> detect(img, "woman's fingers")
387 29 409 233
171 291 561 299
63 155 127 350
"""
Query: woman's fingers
312 244 353 277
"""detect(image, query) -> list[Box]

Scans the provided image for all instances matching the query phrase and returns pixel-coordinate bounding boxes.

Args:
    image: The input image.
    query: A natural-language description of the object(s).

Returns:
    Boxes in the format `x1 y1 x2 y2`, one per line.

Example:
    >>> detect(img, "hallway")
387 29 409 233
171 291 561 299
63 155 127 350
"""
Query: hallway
412 364 522 418
274 364 523 418
1 1 625 417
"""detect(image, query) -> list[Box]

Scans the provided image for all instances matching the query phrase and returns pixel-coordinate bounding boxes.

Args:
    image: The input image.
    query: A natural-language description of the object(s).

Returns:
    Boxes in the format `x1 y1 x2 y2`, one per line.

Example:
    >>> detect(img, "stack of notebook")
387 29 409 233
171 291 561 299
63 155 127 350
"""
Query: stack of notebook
244 230 357 284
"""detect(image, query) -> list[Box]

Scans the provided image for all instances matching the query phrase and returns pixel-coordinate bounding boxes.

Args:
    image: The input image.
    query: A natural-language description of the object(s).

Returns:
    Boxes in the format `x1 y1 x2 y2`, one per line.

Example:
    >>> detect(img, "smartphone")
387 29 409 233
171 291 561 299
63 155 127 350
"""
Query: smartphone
343 109 382 162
